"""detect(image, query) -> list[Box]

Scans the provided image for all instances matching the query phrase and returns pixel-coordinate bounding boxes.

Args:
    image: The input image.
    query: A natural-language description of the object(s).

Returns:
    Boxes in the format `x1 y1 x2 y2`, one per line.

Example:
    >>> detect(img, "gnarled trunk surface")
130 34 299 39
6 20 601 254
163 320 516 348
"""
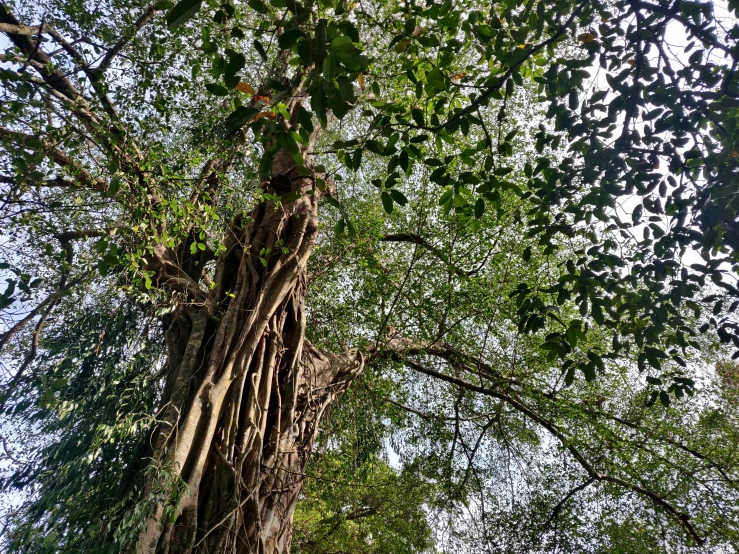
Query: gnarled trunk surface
137 124 363 554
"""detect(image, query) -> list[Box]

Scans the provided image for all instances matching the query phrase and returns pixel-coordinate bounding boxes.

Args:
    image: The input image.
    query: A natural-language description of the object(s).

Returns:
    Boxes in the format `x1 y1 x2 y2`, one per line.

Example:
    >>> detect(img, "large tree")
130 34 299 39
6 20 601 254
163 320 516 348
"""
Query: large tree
1 0 739 552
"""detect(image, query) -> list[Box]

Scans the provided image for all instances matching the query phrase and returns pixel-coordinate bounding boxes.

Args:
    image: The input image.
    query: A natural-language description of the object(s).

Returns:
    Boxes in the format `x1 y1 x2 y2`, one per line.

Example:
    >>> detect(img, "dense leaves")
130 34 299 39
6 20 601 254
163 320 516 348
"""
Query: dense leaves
1 0 739 551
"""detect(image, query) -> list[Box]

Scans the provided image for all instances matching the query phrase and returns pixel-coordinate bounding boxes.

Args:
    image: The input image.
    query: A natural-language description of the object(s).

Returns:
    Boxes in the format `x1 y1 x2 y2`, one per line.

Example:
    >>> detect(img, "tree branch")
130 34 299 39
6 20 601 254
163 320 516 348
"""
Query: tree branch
0 4 81 101
54 228 119 243
634 1 737 57
370 338 706 545
381 233 477 277
0 21 49 36
541 477 596 532
0 5 146 170
41 25 123 123
97 3 162 74
368 336 525 392
0 127 109 192
435 0 590 131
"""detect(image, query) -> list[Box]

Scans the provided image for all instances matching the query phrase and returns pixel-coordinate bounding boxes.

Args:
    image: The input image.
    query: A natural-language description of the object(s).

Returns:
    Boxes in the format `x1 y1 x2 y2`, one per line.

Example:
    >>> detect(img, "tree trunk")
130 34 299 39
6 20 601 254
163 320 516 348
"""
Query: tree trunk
136 114 363 554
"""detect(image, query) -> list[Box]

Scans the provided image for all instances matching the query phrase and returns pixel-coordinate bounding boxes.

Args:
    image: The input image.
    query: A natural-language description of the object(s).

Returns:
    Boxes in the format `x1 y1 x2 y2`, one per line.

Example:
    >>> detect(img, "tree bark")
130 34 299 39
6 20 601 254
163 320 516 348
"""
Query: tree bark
136 108 363 554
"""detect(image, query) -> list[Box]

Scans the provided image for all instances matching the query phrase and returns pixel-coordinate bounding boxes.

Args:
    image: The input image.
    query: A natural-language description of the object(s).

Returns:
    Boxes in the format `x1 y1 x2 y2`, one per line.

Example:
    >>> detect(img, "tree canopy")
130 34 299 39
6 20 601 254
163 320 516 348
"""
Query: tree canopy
1 0 739 551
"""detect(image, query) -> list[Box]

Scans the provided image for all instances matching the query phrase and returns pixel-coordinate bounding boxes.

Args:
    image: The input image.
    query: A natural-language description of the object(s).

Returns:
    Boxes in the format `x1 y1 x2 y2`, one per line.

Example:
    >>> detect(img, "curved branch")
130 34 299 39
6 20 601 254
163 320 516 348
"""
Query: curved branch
541 477 596 532
634 1 737 57
381 233 477 277
97 3 162 74
368 336 525 392
0 4 81 101
0 5 146 171
0 127 109 192
435 0 590 131
416 361 705 544
0 297 52 354
41 25 122 122
370 339 707 546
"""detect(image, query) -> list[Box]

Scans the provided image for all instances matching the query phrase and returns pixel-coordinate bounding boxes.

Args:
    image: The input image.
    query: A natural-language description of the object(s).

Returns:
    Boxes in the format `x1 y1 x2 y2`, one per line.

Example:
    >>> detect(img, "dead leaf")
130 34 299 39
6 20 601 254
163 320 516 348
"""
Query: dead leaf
412 26 424 36
236 83 256 95
395 37 411 52
577 32 597 43
358 73 365 91
252 111 277 121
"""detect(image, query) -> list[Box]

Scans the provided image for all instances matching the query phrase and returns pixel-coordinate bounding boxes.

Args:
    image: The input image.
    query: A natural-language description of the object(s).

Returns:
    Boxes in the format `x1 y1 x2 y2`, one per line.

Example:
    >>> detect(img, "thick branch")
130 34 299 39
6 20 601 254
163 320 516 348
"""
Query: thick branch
54 228 118 243
0 4 81 101
0 300 49 354
0 127 108 192
368 336 524 392
0 5 144 168
0 21 48 35
41 25 122 123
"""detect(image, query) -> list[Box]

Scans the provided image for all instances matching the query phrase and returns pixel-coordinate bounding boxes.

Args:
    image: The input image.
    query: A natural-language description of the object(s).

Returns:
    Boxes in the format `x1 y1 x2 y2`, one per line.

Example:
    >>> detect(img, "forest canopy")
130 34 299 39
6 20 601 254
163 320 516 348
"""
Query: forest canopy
1 0 739 552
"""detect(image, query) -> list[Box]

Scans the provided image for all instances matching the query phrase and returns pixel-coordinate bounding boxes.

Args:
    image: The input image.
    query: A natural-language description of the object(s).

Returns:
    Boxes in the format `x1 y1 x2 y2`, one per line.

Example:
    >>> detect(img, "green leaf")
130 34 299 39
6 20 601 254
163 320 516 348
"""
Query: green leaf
426 68 447 90
582 364 596 382
254 40 268 60
390 189 408 206
592 304 604 325
337 76 354 103
247 0 268 13
279 29 307 50
166 0 202 30
330 36 354 52
659 390 670 407
474 198 485 219
366 140 385 155
201 41 218 53
108 177 121 197
38 389 56 409
346 219 357 238
323 196 340 209
225 106 258 132
323 53 336 81
205 83 229 96
587 352 605 373
564 364 576 386
297 106 314 133
351 149 362 171
225 53 246 88
281 191 302 203
381 191 393 214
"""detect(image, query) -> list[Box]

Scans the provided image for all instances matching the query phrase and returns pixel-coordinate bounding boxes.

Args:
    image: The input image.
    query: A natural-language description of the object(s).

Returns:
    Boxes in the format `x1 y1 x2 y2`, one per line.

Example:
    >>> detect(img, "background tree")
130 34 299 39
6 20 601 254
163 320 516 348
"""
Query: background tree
1 0 739 552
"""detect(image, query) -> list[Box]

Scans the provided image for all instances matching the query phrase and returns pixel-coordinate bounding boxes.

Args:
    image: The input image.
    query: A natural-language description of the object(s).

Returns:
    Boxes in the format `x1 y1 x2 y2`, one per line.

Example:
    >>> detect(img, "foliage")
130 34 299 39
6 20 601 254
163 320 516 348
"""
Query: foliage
1 0 739 551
